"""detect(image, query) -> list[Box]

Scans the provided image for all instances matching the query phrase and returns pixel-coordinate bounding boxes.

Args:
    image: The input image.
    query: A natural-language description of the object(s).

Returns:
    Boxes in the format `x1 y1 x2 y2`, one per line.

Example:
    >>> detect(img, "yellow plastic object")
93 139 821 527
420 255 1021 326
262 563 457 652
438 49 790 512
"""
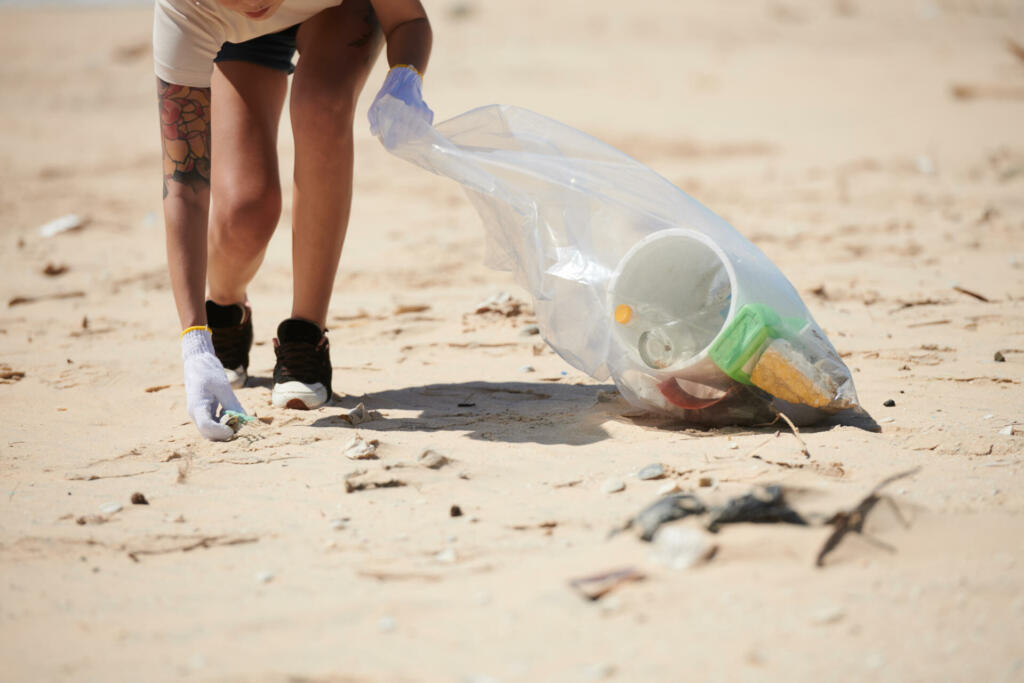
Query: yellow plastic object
614 304 633 325
749 339 834 409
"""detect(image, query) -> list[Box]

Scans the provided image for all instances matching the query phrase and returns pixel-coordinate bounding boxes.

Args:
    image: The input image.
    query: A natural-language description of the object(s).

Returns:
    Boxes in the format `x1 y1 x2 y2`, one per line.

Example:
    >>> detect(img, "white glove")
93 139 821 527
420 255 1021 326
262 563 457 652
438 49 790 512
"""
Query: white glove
368 65 434 150
181 327 245 441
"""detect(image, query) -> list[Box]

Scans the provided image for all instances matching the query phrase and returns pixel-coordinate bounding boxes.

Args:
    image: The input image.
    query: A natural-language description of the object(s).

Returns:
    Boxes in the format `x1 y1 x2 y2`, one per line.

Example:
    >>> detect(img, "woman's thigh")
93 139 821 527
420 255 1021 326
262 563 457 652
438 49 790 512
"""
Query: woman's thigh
292 0 384 127
210 61 289 208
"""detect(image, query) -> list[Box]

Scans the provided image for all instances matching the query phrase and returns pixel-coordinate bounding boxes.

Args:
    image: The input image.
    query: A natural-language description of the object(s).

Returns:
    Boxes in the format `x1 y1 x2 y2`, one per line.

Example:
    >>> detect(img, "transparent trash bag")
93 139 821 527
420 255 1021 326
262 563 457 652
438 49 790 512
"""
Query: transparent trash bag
372 100 860 425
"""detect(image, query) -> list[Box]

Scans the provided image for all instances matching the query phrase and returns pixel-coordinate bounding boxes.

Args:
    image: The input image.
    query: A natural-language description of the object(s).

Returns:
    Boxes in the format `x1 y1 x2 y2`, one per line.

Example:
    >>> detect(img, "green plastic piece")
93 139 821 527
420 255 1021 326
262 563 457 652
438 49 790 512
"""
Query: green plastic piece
708 304 783 384
223 410 255 424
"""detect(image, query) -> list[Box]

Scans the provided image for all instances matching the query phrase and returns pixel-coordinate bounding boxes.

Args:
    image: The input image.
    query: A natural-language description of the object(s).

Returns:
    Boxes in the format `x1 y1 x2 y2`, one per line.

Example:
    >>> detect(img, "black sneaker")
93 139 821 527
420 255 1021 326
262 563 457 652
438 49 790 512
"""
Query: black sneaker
206 300 253 388
271 318 332 409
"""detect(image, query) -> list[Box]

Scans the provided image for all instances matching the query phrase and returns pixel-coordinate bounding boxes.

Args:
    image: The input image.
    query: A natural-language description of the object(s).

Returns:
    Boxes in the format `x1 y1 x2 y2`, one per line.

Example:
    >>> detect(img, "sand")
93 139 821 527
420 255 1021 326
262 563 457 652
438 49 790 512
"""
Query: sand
1 0 1023 680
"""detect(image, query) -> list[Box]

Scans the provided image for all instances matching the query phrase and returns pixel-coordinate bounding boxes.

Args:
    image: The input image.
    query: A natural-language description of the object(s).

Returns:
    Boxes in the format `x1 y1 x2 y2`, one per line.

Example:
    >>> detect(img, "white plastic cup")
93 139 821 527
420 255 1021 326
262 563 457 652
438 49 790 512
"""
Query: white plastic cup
608 228 736 389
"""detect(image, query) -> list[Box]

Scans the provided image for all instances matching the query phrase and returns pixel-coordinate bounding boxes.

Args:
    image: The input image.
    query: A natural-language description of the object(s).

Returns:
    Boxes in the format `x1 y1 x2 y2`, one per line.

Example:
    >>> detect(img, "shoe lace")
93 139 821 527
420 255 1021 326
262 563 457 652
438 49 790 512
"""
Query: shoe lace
275 339 326 383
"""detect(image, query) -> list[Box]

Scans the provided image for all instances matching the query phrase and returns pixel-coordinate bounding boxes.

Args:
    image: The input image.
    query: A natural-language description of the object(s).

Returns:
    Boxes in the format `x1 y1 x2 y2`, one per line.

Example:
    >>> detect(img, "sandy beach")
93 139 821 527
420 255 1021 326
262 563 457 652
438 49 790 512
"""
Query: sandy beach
1 0 1023 680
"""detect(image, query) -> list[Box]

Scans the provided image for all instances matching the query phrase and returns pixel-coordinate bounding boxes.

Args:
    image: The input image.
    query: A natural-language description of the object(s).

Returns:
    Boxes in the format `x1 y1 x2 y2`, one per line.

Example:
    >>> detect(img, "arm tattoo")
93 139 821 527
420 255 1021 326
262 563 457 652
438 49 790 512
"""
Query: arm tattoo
157 78 211 199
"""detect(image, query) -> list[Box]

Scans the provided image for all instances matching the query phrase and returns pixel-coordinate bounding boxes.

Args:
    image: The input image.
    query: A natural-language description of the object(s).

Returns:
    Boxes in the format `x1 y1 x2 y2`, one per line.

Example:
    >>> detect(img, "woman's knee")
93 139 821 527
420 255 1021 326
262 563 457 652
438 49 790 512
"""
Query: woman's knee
211 180 282 247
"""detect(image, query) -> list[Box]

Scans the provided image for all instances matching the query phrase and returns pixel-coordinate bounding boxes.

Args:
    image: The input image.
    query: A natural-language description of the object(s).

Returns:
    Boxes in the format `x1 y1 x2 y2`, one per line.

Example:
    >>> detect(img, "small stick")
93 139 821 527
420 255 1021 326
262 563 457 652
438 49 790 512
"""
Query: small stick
774 410 811 459
952 285 990 302
744 431 780 458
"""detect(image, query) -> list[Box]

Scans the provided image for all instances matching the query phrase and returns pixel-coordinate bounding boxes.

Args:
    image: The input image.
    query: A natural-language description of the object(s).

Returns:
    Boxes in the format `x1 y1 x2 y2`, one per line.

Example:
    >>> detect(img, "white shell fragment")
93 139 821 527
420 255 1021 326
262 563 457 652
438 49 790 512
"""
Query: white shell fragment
343 436 380 459
338 402 383 426
637 463 665 480
98 502 123 515
601 478 626 494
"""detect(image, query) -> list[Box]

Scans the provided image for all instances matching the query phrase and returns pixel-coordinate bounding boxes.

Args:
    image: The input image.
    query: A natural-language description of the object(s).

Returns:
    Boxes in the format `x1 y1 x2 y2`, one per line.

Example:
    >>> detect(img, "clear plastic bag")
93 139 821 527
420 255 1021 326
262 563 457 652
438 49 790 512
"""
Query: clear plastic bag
372 101 860 425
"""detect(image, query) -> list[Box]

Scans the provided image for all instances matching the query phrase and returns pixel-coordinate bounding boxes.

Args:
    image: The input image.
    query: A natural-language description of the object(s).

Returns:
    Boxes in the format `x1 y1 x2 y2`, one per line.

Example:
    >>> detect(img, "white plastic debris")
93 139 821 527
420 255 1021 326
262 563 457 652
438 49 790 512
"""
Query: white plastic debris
98 502 123 515
37 213 85 238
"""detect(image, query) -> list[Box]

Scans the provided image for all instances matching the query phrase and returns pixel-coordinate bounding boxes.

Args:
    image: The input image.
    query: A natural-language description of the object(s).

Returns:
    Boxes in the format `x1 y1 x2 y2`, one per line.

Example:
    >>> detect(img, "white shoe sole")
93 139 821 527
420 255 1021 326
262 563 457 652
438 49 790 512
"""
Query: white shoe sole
272 381 329 410
225 366 247 389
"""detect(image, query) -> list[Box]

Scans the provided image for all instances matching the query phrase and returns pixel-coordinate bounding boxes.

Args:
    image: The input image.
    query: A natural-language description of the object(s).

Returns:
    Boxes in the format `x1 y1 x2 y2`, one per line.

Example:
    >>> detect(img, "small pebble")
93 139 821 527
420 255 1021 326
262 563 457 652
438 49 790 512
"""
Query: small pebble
994 351 1005 362
519 364 535 373
879 417 895 423
417 448 449 469
583 663 617 680
99 502 123 515
256 570 274 584
657 480 682 496
130 492 148 505
519 324 540 337
637 463 665 481
810 606 846 625
728 443 739 450
329 518 346 530
378 616 396 633
600 478 626 494
436 548 457 564
450 504 463 518
697 476 716 487
883 399 896 407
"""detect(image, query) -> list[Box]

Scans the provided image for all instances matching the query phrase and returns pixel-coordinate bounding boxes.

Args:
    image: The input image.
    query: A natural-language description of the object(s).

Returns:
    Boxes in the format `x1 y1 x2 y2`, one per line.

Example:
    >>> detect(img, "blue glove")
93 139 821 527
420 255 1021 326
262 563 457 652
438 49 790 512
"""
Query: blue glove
368 65 434 150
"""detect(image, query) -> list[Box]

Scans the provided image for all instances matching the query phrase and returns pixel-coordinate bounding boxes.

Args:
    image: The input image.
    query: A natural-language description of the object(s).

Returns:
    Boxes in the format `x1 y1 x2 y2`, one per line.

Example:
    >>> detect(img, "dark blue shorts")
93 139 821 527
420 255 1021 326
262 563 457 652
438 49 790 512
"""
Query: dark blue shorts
214 24 299 75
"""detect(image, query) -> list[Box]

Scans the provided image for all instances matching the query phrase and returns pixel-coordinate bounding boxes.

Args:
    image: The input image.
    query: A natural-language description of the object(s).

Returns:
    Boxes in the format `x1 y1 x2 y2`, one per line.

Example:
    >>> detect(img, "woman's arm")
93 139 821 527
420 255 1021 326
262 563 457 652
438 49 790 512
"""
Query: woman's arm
371 0 432 74
157 78 212 329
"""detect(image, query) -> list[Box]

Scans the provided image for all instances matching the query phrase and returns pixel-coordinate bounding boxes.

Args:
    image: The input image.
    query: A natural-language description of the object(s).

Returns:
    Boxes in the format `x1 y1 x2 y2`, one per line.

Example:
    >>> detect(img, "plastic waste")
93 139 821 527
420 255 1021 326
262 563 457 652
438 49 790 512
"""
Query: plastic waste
371 99 860 425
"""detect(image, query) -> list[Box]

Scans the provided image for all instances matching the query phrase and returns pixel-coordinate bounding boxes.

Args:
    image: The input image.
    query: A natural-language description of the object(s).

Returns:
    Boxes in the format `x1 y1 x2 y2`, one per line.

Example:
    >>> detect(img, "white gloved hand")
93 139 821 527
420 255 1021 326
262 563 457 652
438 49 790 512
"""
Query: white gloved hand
368 65 434 150
181 327 245 441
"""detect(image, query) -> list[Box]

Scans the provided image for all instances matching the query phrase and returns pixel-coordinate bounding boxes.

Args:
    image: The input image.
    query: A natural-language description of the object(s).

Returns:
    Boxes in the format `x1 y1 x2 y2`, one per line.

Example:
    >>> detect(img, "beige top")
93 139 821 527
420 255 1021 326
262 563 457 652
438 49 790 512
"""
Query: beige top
153 0 341 87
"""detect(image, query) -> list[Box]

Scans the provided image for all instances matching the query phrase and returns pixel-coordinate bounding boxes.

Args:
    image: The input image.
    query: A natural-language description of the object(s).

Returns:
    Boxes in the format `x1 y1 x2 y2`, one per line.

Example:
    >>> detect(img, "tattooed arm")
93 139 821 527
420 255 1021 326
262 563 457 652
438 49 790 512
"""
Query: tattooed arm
157 78 212 329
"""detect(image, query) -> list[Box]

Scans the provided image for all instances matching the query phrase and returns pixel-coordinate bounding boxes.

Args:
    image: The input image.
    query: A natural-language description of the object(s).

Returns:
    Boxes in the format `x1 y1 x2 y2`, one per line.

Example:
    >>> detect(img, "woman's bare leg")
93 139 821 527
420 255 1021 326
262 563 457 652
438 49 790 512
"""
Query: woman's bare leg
207 61 289 306
289 0 383 328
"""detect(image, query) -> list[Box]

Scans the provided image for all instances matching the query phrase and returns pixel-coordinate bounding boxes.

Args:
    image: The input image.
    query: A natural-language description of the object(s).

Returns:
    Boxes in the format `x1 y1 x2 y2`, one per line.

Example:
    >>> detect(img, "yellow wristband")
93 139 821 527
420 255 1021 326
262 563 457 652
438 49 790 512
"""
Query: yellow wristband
392 63 422 78
180 325 210 338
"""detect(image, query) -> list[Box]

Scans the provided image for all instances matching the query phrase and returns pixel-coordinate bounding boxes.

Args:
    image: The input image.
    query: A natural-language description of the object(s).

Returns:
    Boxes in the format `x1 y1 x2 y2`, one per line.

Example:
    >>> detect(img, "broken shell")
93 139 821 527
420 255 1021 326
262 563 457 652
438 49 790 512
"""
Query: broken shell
343 436 380 459
417 448 449 469
637 463 665 481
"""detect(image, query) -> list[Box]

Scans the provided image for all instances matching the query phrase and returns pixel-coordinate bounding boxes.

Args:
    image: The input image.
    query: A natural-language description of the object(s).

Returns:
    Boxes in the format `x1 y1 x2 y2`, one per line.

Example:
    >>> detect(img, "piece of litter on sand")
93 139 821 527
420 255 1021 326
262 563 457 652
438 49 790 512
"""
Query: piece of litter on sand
616 493 706 541
337 402 383 426
37 213 87 238
256 570 274 584
219 410 255 434
601 478 626 494
879 417 895 424
706 485 806 532
650 526 717 570
435 548 457 564
999 425 1020 436
343 436 380 459
568 566 645 601
417 448 449 469
816 467 920 567
519 364 535 373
